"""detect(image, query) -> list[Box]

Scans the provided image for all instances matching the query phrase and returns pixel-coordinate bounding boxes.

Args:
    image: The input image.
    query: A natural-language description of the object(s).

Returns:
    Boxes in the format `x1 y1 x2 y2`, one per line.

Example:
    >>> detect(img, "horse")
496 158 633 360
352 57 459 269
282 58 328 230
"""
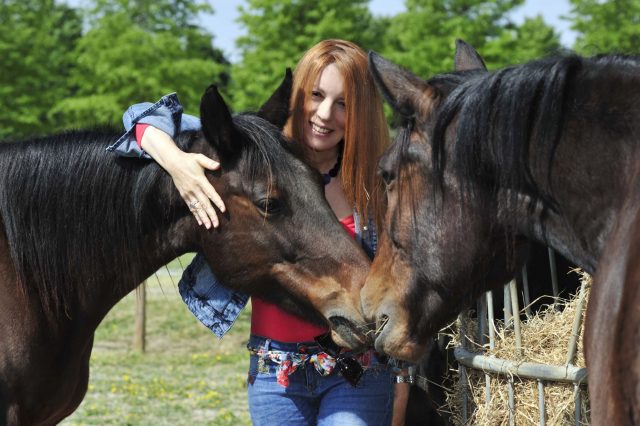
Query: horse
0 74 372 425
361 40 640 424
402 241 581 426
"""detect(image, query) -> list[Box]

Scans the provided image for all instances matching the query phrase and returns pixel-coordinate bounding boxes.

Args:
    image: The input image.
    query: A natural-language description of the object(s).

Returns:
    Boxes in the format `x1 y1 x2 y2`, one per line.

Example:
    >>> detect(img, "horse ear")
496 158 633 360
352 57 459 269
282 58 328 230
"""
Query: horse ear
368 51 437 119
200 85 239 159
257 68 292 129
454 39 487 72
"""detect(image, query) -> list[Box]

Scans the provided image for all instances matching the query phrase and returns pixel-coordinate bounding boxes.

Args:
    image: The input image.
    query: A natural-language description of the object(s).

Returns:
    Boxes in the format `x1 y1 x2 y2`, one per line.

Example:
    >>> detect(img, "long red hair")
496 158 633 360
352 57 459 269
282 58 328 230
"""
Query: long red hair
284 39 389 229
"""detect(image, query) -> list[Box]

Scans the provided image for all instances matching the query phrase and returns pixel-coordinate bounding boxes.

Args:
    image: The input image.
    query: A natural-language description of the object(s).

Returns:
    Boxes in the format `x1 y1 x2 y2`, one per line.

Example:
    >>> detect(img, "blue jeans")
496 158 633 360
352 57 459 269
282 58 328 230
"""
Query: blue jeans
247 336 394 426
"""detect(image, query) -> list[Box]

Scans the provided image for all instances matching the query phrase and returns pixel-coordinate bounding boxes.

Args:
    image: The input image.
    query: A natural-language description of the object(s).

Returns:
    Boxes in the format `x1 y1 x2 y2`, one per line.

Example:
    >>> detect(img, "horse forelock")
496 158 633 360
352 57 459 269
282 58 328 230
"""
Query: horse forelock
0 130 181 316
233 113 303 191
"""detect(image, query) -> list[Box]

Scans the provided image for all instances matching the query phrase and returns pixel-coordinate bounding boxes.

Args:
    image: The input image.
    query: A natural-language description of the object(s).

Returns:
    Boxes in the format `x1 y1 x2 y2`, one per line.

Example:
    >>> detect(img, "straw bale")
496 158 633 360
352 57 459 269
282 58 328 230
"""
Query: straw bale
443 270 592 425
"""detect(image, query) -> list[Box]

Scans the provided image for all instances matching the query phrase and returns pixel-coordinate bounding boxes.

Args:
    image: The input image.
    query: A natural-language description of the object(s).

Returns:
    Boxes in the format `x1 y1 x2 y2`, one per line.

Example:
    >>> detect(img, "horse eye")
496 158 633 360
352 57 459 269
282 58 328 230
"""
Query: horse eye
378 166 395 186
255 198 282 215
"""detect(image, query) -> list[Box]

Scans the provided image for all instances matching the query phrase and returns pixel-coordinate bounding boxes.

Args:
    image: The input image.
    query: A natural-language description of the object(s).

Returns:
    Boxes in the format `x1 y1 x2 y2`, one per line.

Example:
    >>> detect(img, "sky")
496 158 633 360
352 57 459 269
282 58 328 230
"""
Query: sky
205 0 577 63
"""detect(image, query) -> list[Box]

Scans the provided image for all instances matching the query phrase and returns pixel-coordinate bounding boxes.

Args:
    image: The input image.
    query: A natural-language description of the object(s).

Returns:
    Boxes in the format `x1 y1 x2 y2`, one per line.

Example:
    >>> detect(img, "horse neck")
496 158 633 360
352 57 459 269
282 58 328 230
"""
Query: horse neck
81 218 198 325
0 135 198 327
512 128 639 274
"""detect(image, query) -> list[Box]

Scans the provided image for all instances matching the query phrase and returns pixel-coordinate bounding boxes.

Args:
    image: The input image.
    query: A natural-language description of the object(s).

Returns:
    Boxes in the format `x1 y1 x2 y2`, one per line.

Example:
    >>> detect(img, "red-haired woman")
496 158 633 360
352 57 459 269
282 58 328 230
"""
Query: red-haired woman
110 39 408 425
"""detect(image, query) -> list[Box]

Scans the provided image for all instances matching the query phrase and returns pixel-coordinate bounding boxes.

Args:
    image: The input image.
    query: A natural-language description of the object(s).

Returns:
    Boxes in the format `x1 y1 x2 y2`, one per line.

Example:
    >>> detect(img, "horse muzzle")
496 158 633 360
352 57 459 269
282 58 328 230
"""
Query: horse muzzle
326 314 372 350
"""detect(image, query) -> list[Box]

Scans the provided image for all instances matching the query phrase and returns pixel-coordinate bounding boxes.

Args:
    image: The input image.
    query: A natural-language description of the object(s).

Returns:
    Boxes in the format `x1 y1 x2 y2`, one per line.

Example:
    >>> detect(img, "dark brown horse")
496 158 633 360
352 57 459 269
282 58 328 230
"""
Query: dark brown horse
362 41 640 424
0 76 371 425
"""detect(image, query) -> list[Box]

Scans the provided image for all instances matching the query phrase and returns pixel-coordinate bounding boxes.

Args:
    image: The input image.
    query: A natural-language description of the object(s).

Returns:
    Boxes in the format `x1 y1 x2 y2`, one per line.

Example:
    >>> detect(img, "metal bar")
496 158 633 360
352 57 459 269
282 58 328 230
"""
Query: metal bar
484 291 494 408
575 383 582 426
509 279 523 356
478 297 487 346
460 363 469 423
485 372 491 407
504 284 513 327
566 279 588 365
487 291 496 350
548 248 560 298
508 377 515 426
454 347 588 384
522 265 532 317
538 380 546 426
458 314 469 423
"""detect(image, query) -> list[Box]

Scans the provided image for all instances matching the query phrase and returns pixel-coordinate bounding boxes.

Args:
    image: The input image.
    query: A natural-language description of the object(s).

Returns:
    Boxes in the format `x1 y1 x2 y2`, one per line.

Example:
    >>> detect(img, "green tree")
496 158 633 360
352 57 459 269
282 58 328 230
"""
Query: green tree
481 16 562 67
0 0 82 139
50 0 229 130
381 0 560 78
231 0 386 111
569 0 640 55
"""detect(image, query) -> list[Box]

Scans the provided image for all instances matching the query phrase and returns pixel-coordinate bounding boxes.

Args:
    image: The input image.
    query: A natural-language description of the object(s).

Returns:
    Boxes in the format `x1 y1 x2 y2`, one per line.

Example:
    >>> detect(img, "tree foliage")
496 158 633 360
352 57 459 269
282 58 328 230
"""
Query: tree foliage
0 0 82 139
1 0 636 140
481 16 562 67
50 0 229 130
380 0 561 78
569 0 640 55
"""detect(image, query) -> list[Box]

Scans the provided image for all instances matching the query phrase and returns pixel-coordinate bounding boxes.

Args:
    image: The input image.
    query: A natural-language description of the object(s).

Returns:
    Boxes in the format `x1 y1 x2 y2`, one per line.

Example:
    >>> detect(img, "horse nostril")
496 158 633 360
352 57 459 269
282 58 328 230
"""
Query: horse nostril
376 314 389 336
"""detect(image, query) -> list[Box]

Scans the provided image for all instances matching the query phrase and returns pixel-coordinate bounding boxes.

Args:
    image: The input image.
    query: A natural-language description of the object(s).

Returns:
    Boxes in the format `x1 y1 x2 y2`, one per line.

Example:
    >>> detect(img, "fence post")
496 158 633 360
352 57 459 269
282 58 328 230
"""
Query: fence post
133 281 146 353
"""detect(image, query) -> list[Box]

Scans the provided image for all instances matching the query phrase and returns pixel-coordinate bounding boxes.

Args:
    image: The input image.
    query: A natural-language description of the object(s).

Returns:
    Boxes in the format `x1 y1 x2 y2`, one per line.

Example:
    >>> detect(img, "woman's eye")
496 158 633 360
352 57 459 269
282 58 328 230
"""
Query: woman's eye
336 100 346 109
311 91 323 99
256 198 282 215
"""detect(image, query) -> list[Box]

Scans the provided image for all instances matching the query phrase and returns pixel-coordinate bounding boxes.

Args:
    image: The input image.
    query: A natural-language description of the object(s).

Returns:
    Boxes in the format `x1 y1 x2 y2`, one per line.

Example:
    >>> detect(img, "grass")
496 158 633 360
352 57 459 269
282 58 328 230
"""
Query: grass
61 256 252 426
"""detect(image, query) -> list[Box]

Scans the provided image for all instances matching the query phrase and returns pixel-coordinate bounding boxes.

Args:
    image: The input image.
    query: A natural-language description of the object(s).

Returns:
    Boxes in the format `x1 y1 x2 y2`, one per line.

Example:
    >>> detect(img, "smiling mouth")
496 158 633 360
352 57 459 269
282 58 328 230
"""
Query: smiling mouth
311 122 333 135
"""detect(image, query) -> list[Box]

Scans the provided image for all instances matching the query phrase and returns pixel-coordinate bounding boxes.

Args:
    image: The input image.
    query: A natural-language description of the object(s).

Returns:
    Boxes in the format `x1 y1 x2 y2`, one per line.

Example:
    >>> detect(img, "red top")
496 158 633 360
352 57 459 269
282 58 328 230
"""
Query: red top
135 123 150 147
250 214 356 342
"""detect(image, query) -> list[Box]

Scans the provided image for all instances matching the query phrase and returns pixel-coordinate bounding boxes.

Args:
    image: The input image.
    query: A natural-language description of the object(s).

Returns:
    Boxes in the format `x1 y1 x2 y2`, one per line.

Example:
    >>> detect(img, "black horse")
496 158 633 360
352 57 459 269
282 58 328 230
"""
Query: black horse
362 41 640 424
0 75 371 425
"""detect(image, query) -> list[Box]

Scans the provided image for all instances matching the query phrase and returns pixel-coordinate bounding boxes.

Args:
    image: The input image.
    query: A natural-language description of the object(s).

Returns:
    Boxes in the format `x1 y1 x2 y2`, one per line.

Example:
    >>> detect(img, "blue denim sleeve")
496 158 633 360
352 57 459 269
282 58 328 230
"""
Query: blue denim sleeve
354 212 378 259
178 253 249 338
106 92 202 158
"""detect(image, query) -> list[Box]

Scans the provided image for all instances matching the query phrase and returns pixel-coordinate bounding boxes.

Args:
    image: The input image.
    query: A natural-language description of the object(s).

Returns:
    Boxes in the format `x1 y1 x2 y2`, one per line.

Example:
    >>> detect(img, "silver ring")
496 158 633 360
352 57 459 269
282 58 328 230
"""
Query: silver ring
188 200 200 209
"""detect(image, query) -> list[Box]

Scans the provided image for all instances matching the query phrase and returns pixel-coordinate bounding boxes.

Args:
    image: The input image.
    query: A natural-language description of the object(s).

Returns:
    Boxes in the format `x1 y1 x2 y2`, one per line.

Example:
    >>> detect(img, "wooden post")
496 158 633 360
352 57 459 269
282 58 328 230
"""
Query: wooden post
133 281 146 353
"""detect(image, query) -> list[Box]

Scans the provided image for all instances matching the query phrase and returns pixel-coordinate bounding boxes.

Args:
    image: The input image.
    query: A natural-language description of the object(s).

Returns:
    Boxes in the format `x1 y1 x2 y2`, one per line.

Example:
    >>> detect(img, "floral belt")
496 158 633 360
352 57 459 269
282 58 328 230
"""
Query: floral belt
247 344 378 388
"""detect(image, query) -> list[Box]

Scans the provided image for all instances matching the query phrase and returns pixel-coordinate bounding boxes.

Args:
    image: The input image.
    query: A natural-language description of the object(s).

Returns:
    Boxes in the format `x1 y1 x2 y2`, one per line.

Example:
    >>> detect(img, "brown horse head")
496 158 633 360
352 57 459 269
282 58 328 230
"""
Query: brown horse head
186 74 372 350
0 71 373 424
361 42 524 361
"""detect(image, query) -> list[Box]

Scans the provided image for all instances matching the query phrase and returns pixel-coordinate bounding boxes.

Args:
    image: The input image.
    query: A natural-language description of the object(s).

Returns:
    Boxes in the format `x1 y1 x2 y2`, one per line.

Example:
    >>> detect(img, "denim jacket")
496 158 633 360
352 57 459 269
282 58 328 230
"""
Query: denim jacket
110 94 379 338
107 93 201 158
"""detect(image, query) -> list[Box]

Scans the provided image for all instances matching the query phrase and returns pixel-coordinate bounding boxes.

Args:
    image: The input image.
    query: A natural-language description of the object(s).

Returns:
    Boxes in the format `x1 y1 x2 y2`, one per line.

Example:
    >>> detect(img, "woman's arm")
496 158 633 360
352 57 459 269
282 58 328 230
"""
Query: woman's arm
109 93 226 228
139 125 224 229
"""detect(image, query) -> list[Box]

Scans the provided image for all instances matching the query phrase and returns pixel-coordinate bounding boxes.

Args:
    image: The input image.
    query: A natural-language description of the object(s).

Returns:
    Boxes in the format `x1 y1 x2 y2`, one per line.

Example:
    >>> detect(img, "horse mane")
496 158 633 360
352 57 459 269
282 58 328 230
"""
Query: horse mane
430 53 640 215
0 114 295 317
0 128 182 315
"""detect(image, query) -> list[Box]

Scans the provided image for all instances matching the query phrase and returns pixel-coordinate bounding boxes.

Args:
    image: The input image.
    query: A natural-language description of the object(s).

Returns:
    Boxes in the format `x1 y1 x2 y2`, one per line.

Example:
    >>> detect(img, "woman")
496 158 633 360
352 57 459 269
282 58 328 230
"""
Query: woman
109 39 409 425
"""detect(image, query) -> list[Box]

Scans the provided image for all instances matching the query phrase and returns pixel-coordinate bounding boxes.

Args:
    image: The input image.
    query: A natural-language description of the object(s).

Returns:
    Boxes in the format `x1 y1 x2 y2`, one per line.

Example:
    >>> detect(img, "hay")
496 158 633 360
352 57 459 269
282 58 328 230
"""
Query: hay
443 270 592 425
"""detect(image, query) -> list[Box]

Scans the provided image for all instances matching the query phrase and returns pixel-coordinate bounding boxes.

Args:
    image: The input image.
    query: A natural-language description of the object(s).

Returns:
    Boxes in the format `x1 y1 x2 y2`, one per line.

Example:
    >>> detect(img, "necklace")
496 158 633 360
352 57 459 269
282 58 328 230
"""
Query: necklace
322 155 342 186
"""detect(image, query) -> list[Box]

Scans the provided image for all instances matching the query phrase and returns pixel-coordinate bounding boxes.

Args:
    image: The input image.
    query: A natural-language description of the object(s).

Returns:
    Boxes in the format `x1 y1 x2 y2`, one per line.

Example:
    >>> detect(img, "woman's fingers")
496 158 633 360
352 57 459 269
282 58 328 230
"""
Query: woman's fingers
202 184 225 213
196 155 226 213
197 193 219 229
197 154 221 172
187 199 203 226
188 196 216 229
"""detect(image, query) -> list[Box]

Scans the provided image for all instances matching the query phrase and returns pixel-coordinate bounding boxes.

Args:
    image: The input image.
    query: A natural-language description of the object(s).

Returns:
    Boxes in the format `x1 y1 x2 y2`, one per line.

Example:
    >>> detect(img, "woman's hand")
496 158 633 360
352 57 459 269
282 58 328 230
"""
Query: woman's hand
141 126 225 228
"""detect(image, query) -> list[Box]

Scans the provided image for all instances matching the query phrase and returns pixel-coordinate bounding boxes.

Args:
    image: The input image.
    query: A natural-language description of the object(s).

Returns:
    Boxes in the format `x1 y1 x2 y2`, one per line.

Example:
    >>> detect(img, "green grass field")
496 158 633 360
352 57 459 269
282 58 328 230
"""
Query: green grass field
61 256 252 426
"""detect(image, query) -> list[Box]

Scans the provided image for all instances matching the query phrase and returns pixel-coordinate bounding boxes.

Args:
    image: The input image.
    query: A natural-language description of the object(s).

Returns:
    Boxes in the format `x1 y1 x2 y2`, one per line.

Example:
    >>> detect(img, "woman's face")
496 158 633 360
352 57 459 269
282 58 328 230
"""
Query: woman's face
303 63 346 154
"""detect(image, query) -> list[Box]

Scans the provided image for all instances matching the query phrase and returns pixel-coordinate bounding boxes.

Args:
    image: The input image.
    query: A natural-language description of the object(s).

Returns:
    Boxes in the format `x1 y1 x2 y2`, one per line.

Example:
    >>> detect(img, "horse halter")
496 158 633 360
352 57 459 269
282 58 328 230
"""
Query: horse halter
314 331 364 386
